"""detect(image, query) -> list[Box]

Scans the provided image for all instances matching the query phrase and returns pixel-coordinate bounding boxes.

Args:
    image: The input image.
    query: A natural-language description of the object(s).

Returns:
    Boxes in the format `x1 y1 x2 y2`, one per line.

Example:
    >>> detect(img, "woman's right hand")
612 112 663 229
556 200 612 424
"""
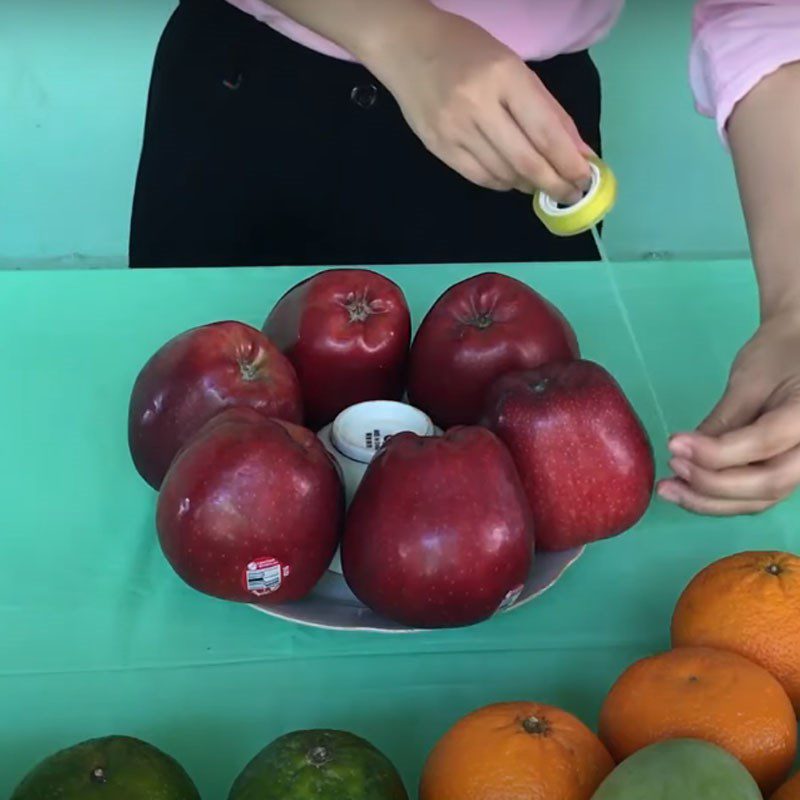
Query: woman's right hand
361 7 594 201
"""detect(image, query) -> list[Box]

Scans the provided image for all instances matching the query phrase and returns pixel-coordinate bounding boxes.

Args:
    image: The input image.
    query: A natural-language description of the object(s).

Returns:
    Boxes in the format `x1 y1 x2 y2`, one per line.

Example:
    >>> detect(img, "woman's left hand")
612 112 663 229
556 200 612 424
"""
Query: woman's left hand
658 310 800 515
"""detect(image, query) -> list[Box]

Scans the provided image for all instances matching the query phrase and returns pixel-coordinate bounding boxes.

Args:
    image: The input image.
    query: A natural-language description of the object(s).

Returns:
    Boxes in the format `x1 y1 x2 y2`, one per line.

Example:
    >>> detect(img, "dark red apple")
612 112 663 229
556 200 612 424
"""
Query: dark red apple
341 426 534 628
407 272 579 429
262 269 411 430
483 360 654 552
156 408 344 603
129 321 303 489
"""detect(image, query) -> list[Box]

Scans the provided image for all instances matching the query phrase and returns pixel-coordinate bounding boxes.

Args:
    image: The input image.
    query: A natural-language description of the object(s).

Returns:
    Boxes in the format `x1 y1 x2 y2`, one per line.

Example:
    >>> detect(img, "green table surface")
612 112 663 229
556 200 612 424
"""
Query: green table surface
1 260 796 798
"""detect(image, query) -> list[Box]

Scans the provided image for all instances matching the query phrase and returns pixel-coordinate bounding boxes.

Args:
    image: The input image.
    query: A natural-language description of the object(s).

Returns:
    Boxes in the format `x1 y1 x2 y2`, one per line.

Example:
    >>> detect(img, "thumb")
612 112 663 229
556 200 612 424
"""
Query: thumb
697 382 762 437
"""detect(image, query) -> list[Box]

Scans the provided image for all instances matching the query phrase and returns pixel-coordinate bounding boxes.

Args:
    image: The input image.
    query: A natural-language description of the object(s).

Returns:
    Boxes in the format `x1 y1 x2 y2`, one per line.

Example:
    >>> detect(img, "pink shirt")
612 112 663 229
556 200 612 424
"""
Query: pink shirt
227 0 800 139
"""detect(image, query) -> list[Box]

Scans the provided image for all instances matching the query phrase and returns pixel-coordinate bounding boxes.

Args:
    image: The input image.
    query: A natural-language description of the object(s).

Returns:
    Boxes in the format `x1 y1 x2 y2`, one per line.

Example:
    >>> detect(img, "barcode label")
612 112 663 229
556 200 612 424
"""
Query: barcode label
245 557 287 597
364 429 394 451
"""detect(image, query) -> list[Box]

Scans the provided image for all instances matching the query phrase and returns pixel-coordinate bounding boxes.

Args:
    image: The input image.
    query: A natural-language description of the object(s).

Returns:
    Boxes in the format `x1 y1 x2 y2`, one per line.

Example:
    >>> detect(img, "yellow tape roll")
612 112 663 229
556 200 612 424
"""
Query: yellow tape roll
533 157 617 237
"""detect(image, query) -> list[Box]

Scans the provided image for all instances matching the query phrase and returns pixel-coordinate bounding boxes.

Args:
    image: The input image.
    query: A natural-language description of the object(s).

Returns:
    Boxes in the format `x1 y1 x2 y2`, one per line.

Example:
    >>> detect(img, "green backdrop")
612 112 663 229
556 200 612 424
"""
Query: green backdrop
1 260 797 799
0 0 748 269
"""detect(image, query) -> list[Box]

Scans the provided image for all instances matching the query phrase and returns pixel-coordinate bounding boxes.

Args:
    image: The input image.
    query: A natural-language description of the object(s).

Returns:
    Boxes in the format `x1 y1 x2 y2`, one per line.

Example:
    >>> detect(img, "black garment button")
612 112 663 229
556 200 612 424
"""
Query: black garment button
350 84 378 109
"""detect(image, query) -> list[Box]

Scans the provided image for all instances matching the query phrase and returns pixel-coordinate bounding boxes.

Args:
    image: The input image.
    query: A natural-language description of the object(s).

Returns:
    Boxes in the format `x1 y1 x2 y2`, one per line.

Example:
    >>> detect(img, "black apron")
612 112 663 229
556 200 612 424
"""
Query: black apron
130 0 603 268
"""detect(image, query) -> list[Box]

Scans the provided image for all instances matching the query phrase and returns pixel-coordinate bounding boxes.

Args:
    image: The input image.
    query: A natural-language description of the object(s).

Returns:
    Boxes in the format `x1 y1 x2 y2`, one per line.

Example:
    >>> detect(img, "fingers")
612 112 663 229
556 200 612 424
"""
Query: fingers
443 147 509 191
439 108 587 200
458 134 519 191
504 71 592 193
425 106 568 194
475 111 582 200
669 444 800 502
409 53 591 199
660 406 800 515
671 404 800 472
657 479 774 517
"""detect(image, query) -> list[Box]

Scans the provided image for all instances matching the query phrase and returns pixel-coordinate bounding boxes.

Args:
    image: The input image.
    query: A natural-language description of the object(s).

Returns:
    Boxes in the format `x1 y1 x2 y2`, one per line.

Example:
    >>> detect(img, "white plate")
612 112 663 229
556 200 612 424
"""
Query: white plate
250 547 584 633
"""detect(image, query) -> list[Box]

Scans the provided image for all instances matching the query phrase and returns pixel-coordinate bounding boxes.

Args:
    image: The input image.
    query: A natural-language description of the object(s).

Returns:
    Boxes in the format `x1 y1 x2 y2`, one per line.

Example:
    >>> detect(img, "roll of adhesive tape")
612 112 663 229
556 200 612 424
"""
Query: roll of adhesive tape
533 157 617 237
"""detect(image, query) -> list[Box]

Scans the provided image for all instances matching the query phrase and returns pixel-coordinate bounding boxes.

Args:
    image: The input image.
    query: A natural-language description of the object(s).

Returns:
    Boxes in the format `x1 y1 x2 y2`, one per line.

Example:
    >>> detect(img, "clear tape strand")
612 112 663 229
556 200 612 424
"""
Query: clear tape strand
591 225 611 264
593 226 671 439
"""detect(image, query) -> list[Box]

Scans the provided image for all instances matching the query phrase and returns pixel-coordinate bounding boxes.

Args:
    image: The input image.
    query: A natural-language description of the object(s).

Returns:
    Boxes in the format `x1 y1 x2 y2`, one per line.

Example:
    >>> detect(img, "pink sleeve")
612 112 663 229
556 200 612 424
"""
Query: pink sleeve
691 0 800 143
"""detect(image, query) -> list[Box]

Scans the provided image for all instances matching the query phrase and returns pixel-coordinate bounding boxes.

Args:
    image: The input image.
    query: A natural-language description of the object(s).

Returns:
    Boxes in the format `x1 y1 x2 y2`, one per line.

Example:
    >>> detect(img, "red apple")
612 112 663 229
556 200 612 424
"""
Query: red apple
341 426 534 628
408 272 579 429
483 360 654 551
262 269 411 430
129 321 303 489
156 408 344 603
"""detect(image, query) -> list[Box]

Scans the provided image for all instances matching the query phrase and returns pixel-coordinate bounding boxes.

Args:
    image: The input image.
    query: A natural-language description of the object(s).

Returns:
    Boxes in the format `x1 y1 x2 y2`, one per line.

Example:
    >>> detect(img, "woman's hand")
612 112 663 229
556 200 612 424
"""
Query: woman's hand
363 9 593 200
659 310 800 515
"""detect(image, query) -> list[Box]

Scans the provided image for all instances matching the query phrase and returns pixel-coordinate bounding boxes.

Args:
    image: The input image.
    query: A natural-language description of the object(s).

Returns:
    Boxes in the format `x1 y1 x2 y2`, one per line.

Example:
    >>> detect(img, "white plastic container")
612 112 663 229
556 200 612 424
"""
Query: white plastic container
318 400 437 574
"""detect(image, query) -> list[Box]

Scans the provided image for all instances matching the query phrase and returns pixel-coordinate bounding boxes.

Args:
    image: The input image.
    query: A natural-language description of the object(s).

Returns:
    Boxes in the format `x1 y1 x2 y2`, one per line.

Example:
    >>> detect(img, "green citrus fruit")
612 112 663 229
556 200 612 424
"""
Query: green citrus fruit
228 729 408 800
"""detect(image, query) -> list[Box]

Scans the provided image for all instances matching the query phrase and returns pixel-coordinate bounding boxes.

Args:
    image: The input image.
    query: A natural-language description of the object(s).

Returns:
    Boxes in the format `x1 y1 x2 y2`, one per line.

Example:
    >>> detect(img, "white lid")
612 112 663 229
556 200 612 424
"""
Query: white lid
330 401 435 464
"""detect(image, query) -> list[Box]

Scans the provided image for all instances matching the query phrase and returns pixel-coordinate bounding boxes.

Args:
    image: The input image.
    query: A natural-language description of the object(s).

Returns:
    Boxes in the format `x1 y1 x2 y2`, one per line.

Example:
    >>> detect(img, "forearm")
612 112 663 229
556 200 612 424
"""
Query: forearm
728 61 800 318
261 0 439 63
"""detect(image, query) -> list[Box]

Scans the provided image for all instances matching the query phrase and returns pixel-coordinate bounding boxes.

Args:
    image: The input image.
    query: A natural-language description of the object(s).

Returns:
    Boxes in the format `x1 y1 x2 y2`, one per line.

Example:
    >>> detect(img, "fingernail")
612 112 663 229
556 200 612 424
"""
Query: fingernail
579 177 593 193
669 436 693 459
657 481 681 503
670 458 691 480
565 190 582 205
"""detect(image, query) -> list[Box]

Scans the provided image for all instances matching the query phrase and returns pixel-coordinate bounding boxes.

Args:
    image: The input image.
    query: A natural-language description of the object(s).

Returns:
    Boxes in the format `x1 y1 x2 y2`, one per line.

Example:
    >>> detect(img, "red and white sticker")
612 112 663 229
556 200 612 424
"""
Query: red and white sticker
497 584 525 613
244 557 291 597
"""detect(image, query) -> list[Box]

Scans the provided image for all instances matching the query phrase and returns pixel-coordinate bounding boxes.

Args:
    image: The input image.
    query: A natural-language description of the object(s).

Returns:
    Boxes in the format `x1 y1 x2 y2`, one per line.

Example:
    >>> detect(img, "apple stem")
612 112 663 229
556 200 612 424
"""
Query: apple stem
463 296 497 330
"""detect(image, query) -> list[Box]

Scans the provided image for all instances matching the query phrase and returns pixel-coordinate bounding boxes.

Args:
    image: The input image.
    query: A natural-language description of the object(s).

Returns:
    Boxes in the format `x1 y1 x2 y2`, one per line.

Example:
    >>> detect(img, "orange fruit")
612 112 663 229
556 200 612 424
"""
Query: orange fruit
672 551 800 714
598 646 796 794
419 702 614 800
774 772 800 800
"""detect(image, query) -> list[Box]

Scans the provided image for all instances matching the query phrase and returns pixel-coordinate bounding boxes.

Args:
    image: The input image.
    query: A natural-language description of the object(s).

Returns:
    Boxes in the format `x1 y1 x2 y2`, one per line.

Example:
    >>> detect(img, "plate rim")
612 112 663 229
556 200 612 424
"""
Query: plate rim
249 545 586 634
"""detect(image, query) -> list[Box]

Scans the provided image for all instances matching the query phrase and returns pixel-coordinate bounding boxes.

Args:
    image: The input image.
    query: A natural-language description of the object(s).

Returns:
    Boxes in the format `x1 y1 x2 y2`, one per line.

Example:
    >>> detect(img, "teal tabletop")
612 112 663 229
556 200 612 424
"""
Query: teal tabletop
0 260 794 798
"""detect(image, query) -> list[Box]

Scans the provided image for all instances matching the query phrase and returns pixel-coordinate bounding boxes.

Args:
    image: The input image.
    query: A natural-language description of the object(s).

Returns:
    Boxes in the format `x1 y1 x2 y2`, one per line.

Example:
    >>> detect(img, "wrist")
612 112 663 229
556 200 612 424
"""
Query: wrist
350 2 446 75
755 255 800 322
748 225 800 320
759 283 800 323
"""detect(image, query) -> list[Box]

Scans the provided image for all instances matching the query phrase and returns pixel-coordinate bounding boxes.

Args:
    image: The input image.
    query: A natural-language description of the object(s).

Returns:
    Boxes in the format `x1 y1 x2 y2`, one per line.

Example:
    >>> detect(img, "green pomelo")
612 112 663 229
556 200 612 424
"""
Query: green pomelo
11 735 201 800
228 729 408 800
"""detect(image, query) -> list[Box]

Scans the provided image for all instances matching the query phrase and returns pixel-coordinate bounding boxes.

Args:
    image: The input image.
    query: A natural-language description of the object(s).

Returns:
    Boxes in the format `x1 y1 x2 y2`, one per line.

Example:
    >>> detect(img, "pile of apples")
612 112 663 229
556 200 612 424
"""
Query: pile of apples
128 269 654 628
